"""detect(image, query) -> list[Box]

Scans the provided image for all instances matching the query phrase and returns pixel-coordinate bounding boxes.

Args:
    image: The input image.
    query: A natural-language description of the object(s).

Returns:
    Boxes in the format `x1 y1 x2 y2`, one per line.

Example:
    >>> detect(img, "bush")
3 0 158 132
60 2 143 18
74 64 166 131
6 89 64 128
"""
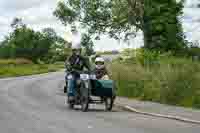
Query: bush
0 58 33 66
136 49 161 67
110 52 200 109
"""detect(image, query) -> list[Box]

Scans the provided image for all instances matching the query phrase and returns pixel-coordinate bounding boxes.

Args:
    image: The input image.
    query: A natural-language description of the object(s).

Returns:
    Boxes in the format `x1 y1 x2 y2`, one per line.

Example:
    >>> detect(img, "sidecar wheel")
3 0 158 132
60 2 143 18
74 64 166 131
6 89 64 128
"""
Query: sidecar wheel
105 97 114 111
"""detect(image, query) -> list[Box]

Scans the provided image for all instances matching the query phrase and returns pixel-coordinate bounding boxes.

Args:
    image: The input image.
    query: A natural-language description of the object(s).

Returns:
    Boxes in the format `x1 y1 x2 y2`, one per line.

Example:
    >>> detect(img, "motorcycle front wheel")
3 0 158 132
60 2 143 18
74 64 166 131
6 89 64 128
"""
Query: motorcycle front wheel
80 82 89 112
64 86 67 93
81 96 89 112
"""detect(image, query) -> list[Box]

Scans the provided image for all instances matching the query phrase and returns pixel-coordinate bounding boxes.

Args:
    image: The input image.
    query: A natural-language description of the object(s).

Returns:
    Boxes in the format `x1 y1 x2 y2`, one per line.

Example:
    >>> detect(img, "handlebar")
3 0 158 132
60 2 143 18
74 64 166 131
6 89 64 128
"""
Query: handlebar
67 69 91 74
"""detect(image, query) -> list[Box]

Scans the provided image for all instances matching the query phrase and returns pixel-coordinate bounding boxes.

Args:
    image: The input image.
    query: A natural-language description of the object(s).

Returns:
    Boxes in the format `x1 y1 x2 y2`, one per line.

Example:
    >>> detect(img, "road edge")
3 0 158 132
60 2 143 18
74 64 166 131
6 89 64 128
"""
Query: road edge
0 70 65 81
116 103 200 125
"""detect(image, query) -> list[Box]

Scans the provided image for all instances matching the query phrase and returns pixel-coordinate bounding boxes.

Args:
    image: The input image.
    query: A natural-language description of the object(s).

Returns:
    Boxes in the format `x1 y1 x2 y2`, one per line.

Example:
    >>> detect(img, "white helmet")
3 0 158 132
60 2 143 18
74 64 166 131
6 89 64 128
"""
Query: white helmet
71 42 81 55
95 57 105 69
72 43 81 50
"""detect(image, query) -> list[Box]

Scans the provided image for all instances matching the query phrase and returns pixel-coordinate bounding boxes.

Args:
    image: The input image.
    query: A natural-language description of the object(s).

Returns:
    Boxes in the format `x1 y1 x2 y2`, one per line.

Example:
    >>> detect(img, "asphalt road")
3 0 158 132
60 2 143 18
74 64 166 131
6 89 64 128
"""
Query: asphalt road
0 72 199 133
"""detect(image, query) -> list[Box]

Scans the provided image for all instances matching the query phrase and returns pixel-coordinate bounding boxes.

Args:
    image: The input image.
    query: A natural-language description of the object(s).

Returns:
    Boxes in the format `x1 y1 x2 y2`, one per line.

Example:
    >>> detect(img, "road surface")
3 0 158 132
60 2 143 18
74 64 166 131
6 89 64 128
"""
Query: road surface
101 54 120 62
0 72 199 133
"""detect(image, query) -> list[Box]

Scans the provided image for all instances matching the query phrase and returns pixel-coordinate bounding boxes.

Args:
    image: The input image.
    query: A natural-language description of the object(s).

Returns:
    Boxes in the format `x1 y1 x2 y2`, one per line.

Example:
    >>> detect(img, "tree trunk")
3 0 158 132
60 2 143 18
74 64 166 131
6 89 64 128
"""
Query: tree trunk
142 24 149 49
142 13 153 50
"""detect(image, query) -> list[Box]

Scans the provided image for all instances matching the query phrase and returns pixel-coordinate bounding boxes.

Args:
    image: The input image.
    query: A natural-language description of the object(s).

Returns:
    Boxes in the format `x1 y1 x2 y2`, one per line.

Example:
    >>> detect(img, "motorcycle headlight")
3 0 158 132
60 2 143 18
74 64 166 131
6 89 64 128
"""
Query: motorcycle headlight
90 74 96 80
67 74 73 80
80 74 89 80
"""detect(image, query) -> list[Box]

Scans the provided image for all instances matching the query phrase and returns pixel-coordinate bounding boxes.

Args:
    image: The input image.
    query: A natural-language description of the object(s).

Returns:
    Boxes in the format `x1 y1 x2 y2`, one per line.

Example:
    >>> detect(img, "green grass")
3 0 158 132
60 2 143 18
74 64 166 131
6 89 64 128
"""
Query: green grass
0 59 64 78
109 56 200 109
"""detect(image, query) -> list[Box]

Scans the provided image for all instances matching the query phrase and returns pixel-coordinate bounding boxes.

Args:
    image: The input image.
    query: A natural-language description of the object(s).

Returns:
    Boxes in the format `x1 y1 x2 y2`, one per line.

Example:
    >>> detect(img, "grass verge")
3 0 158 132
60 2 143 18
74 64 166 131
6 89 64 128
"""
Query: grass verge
0 59 64 78
109 56 200 109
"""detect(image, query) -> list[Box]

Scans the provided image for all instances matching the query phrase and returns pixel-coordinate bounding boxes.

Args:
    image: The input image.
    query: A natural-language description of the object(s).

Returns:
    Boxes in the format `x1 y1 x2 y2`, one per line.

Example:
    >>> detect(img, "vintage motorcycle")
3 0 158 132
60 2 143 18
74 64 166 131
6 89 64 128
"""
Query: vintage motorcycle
65 70 116 112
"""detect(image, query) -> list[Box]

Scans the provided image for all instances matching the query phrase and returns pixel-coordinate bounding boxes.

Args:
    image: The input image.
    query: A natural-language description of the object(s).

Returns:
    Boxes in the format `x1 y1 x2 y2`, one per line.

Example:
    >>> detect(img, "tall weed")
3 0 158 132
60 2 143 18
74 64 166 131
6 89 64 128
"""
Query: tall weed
110 50 200 109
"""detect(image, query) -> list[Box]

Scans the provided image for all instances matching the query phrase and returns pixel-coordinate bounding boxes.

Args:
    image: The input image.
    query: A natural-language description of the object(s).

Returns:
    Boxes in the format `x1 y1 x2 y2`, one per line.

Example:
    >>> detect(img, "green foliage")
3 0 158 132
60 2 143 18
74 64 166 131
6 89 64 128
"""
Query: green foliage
10 17 25 29
54 0 186 53
53 0 140 40
0 18 69 63
136 49 161 66
80 33 95 56
96 50 119 56
186 42 200 60
143 0 186 53
2 27 52 62
188 47 200 57
110 52 200 109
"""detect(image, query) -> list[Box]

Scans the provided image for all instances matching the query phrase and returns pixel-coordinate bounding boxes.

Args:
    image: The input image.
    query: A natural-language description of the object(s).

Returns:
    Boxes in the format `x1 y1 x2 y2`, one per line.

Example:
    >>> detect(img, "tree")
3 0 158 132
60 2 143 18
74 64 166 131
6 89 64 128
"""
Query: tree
0 18 52 62
42 28 57 40
80 33 94 56
42 28 68 45
7 27 53 62
0 36 11 58
142 0 186 54
0 17 70 63
54 0 186 54
11 17 25 29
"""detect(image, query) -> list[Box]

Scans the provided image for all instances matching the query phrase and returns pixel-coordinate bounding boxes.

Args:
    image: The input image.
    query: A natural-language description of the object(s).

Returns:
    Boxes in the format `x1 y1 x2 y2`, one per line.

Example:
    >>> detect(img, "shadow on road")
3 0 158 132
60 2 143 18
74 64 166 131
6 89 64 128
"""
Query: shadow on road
56 88 122 113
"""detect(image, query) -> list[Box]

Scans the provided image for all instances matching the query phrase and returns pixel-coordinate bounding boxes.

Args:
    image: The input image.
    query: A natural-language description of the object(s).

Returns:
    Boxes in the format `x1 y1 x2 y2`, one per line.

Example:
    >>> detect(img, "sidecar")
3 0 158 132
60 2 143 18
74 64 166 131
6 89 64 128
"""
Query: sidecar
90 79 116 111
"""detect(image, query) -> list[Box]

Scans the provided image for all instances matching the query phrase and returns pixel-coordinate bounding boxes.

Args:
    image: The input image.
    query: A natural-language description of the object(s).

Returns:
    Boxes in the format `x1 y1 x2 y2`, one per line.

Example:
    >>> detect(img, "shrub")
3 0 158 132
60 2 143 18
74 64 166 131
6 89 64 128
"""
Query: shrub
0 58 33 66
110 52 200 109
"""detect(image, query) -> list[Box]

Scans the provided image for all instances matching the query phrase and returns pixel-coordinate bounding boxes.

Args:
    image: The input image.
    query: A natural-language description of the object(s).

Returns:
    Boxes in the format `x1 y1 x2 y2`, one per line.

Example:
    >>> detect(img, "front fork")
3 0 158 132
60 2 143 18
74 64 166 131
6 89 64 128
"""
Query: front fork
67 75 77 104
67 76 92 103
81 80 91 100
67 79 75 96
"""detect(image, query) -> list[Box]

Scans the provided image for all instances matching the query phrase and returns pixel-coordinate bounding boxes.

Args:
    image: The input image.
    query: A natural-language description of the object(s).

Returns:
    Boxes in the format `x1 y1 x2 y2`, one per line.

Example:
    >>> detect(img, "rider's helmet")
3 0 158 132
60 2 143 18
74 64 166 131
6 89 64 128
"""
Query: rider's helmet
72 43 81 56
95 57 105 69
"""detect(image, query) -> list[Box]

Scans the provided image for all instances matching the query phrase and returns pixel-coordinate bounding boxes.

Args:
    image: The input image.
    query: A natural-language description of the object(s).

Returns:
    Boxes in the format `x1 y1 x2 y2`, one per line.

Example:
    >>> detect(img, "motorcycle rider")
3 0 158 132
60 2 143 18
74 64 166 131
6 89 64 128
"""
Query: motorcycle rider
94 57 109 80
65 43 90 100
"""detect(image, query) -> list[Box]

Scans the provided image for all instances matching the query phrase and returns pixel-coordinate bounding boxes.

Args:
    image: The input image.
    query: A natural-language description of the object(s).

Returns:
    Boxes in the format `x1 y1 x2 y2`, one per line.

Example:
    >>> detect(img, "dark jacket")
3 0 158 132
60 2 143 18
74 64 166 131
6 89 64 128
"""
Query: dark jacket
94 67 108 79
65 55 90 72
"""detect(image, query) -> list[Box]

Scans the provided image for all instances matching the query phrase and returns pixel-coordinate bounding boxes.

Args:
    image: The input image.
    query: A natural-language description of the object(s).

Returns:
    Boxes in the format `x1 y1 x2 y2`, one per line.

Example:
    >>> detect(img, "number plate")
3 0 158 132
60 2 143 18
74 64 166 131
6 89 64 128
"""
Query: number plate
90 74 96 79
80 74 89 80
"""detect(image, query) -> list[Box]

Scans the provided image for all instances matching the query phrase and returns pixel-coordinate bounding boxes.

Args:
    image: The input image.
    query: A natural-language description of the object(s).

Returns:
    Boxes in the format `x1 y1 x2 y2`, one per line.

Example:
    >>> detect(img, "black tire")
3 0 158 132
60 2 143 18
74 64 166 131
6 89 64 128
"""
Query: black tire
81 97 89 112
105 97 114 111
68 103 74 109
64 86 67 93
80 82 89 112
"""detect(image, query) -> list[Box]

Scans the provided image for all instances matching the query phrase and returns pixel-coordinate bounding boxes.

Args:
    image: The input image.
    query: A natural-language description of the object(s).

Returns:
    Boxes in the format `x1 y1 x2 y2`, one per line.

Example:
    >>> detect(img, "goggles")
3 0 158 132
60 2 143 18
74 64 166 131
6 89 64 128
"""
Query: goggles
95 62 104 65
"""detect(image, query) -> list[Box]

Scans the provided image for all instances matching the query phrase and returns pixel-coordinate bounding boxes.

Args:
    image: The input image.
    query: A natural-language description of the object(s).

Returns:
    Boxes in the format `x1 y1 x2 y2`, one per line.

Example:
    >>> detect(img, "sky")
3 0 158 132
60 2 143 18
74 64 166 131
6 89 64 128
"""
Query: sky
0 0 200 51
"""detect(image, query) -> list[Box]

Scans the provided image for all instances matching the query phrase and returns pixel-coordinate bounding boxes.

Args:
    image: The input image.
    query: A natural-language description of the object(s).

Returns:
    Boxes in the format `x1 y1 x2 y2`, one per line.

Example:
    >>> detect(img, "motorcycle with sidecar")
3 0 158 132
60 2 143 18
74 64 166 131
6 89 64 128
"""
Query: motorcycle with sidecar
65 70 116 112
